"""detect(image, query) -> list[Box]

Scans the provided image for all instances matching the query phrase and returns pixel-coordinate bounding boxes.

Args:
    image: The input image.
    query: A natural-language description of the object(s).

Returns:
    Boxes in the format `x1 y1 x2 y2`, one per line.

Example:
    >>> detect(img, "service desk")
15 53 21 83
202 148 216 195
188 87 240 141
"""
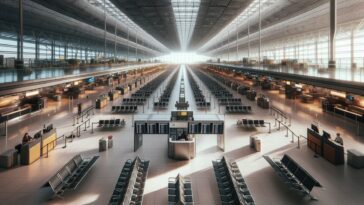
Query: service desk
109 91 120 101
96 97 108 109
307 128 323 155
323 139 344 165
168 138 195 160
41 129 57 156
20 140 41 165
307 128 344 165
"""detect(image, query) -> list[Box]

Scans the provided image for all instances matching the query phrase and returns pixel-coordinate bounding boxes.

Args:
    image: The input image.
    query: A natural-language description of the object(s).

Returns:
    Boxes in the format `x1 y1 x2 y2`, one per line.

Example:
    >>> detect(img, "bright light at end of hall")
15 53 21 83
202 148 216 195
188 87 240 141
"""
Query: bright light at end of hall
157 52 210 63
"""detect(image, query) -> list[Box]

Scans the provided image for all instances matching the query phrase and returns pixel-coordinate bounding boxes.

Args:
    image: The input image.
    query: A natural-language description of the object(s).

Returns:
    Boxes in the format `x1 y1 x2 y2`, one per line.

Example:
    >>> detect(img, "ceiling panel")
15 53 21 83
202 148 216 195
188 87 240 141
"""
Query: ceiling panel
189 0 254 50
110 0 180 50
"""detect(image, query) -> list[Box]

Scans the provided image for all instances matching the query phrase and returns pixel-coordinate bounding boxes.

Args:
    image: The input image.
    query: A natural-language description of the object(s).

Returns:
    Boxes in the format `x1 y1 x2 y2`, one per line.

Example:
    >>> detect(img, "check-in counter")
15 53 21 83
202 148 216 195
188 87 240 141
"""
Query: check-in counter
96 95 108 109
108 91 120 101
307 128 344 165
41 129 57 156
323 139 344 165
168 138 196 160
307 128 323 155
20 140 41 165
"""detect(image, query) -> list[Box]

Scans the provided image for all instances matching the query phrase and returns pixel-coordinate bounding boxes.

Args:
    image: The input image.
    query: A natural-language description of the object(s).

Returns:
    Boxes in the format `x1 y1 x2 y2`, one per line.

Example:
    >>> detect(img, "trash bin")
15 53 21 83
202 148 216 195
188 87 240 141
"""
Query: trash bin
108 136 113 149
250 136 256 148
0 149 18 168
254 138 261 152
99 138 107 152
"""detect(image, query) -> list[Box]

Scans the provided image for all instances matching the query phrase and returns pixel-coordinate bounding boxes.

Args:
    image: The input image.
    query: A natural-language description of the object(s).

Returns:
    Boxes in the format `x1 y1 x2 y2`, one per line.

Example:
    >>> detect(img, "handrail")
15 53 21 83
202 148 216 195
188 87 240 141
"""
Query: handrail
41 134 67 158
270 105 291 126
275 118 306 148
73 105 94 126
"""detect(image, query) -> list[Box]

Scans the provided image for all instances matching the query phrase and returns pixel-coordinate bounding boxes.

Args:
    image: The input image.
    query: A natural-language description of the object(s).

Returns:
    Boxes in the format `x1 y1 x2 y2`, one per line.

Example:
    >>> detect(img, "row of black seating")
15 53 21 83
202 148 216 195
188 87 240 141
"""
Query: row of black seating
218 98 242 105
44 154 99 196
226 105 252 113
193 70 232 101
186 69 211 109
154 102 168 108
109 157 150 205
112 105 138 113
237 119 266 127
122 98 146 105
168 174 193 205
263 155 321 199
132 69 175 100
154 70 179 109
99 119 126 128
193 69 253 114
212 157 255 205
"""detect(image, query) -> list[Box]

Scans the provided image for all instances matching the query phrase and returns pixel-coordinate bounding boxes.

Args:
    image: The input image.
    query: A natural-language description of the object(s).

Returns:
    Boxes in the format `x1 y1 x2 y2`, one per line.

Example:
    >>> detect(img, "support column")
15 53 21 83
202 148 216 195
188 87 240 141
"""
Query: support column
114 21 117 62
236 21 239 61
51 38 55 64
227 31 230 62
248 8 251 59
35 35 40 61
258 0 262 66
315 34 319 68
329 0 337 69
16 0 24 68
351 28 356 69
103 0 107 58
136 31 138 62
127 28 129 62
64 43 68 60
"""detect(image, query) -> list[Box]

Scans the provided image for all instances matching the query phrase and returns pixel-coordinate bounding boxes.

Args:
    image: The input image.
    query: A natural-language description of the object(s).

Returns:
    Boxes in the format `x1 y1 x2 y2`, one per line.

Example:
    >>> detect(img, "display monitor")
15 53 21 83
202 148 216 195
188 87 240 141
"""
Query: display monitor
311 124 319 133
34 131 42 139
86 77 95 83
346 95 355 102
322 131 331 140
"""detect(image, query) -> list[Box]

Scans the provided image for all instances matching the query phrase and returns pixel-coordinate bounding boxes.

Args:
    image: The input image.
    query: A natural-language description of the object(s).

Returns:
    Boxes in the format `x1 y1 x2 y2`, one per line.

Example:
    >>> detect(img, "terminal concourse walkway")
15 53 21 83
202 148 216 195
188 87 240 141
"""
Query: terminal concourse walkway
0 65 363 205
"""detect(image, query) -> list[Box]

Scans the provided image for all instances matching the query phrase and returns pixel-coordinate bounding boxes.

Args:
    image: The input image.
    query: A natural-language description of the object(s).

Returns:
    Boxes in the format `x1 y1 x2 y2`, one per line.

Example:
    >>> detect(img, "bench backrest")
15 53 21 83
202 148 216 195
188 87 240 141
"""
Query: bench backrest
281 155 321 191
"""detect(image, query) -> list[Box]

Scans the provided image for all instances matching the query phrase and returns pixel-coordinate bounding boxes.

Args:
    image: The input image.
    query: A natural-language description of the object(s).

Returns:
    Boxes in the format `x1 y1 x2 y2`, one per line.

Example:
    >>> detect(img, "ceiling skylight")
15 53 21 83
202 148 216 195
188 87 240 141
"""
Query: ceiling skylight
172 0 201 51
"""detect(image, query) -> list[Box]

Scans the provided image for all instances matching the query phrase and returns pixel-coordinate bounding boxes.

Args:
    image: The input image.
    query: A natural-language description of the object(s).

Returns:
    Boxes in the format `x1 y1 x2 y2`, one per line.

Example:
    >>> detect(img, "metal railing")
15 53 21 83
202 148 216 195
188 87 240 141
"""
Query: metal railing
73 105 94 126
270 106 291 126
41 134 67 158
274 118 306 148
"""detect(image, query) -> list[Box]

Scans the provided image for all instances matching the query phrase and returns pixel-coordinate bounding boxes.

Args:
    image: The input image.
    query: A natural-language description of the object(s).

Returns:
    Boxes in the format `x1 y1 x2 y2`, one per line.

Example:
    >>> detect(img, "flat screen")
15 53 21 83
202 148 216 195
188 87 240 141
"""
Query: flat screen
311 124 319 133
86 77 95 83
322 131 331 139
346 95 355 102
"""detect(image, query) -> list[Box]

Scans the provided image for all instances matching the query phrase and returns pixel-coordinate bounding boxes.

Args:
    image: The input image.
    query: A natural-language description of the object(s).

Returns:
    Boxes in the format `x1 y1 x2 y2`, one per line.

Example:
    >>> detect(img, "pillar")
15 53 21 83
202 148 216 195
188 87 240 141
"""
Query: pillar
51 39 55 63
258 0 262 65
35 35 40 61
351 28 356 69
16 0 24 68
329 0 337 69
64 43 68 60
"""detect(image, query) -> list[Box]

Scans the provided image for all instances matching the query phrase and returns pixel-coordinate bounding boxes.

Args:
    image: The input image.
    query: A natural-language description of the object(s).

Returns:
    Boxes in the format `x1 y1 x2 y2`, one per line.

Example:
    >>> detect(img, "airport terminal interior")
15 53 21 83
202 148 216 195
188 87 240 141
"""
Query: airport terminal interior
1 0 364 205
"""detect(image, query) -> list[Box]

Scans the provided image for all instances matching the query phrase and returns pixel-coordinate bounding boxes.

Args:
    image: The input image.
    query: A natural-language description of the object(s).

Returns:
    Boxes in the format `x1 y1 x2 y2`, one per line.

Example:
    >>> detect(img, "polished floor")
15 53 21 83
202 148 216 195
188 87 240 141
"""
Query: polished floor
0 65 363 205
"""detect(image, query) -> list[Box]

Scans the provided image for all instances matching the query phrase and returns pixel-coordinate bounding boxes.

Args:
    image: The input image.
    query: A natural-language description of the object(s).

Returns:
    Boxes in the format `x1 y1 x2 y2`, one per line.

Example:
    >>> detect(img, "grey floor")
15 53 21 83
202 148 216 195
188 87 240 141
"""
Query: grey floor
0 64 363 205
